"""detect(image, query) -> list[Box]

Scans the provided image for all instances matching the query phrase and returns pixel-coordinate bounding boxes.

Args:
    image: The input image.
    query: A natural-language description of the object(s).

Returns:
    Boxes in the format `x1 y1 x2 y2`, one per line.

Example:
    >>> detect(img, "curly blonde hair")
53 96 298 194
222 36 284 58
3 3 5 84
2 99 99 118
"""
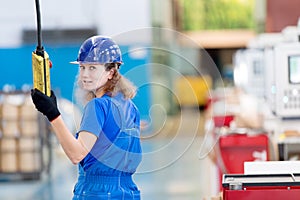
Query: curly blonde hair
74 63 137 106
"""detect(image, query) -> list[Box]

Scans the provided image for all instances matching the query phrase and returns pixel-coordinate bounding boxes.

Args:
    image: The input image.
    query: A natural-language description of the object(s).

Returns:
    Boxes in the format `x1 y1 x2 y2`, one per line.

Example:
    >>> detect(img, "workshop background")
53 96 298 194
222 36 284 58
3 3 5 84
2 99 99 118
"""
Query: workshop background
1 0 300 199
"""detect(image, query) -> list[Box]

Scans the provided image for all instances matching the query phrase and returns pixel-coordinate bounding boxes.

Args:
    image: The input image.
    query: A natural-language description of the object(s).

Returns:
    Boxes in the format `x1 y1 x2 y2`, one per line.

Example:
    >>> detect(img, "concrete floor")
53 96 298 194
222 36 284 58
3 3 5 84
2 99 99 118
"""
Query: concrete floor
0 108 219 200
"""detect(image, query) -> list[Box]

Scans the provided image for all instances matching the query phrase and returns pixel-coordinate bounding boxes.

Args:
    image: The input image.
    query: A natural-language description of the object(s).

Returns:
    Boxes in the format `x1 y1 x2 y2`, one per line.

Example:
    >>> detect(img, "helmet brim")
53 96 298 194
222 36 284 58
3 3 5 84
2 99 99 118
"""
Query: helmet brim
70 61 79 65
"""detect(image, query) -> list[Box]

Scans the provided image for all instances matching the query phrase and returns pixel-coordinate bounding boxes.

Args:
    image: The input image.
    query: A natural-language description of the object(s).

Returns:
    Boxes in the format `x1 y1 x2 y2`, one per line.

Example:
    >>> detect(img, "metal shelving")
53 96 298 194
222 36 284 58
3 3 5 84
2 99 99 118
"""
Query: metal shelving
0 91 51 181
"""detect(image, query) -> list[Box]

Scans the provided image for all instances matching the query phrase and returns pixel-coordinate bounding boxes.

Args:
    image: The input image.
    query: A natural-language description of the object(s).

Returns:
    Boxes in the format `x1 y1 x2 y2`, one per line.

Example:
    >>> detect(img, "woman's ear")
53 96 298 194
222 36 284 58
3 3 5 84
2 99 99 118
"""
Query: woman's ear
108 68 115 80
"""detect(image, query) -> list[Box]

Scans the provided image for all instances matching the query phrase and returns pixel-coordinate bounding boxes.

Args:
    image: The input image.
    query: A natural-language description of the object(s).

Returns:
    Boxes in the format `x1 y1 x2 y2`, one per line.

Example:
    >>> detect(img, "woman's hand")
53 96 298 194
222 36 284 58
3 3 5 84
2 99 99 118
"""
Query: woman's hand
31 88 61 121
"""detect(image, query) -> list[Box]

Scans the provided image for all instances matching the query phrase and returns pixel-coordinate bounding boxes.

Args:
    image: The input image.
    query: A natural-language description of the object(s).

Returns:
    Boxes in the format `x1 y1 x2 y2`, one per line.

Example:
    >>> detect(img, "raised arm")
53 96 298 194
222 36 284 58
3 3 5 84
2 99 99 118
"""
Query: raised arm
31 89 96 164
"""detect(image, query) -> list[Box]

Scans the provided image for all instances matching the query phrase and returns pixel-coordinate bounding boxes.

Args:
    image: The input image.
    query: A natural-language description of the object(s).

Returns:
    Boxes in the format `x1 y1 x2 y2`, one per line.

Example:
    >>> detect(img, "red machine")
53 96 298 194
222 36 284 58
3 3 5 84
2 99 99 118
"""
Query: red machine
215 131 270 191
222 174 300 200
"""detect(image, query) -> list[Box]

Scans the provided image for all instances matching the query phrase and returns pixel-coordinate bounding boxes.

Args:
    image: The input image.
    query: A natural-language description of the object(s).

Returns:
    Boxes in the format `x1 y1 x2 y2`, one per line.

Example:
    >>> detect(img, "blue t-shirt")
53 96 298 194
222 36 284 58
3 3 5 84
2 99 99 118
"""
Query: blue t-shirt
77 93 142 175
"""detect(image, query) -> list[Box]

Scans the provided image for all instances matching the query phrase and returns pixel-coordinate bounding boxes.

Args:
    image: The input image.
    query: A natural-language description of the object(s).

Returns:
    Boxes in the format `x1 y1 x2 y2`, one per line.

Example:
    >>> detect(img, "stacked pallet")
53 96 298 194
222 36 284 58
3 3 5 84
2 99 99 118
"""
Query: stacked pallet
0 92 45 179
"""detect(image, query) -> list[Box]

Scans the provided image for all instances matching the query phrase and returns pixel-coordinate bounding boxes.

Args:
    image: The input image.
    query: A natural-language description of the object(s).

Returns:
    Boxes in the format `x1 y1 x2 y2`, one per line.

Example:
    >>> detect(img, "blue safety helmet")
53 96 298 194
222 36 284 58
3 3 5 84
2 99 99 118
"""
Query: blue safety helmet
71 36 122 65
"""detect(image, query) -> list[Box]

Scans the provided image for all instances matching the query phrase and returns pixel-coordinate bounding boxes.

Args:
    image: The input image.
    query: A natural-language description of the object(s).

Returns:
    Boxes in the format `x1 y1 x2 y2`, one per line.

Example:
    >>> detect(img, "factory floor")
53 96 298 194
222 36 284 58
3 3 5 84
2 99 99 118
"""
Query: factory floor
0 108 220 200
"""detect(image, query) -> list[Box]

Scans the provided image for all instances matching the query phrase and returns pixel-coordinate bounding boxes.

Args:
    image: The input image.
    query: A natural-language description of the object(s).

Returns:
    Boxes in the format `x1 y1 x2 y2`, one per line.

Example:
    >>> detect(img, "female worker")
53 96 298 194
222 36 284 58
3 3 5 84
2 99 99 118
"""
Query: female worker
31 35 142 200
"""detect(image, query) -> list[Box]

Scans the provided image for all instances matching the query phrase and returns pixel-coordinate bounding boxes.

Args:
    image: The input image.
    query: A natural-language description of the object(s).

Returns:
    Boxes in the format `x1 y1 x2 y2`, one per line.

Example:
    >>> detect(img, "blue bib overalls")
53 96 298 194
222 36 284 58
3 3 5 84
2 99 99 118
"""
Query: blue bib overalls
72 94 142 200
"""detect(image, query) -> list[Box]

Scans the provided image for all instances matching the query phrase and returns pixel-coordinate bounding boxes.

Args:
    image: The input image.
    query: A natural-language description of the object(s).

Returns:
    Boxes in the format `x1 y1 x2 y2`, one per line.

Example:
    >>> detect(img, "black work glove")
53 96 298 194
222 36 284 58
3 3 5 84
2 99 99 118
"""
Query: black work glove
31 88 61 122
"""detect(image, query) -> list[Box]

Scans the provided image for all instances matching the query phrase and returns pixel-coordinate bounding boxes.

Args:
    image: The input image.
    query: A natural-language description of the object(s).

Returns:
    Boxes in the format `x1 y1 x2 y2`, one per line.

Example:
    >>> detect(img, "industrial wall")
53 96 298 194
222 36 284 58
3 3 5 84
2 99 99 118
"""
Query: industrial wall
0 0 153 123
266 0 300 32
0 0 151 47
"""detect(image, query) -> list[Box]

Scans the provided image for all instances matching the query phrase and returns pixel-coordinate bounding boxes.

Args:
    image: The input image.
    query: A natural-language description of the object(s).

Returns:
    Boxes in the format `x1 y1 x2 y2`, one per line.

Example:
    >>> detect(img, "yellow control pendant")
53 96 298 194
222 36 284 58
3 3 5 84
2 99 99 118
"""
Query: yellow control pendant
32 51 51 97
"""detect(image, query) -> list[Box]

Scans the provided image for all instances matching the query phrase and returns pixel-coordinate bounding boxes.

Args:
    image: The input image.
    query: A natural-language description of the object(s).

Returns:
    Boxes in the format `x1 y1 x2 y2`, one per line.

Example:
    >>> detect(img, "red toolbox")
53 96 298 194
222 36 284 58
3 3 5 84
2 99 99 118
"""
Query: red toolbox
218 133 269 174
222 174 300 200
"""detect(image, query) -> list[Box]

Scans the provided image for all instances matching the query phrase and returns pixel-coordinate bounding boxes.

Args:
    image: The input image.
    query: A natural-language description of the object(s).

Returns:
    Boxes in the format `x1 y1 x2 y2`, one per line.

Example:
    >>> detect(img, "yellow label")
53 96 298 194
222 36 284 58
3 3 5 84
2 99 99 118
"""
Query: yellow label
32 51 51 96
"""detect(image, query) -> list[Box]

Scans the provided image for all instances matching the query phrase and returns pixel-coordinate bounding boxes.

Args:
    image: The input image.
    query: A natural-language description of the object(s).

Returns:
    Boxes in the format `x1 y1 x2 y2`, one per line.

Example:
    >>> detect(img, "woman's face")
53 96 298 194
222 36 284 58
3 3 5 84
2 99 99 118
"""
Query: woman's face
79 64 113 91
